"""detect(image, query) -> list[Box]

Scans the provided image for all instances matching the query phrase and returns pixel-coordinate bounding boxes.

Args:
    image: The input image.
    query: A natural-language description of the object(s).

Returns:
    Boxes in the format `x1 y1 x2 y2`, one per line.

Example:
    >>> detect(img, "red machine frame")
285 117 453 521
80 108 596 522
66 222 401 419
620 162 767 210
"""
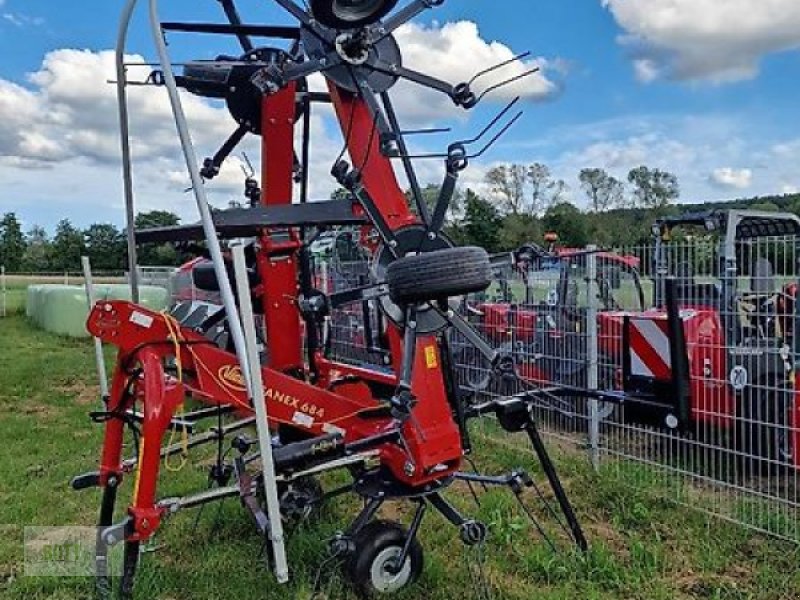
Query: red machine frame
75 2 590 597
89 84 464 544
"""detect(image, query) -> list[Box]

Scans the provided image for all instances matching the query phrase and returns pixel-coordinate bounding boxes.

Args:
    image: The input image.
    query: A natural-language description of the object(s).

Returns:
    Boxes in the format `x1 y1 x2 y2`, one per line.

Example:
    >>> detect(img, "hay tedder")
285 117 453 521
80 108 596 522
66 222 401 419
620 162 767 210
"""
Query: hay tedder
72 0 589 597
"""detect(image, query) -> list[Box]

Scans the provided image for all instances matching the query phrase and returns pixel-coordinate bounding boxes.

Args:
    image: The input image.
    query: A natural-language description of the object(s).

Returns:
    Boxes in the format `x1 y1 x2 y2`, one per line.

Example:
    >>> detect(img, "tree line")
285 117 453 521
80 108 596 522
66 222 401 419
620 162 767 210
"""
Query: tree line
4 162 799 272
435 163 682 252
0 210 185 273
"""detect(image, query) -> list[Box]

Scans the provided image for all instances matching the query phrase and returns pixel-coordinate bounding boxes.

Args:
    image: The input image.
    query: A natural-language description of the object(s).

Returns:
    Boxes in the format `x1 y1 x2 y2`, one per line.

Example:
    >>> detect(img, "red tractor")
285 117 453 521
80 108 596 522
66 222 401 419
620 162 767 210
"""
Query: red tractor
603 210 800 467
457 243 646 400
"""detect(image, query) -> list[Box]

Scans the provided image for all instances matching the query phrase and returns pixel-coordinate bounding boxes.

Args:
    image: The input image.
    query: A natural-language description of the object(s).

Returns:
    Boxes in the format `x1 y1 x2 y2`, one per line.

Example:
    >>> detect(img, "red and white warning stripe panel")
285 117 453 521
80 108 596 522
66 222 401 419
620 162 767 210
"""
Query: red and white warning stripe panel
629 317 672 380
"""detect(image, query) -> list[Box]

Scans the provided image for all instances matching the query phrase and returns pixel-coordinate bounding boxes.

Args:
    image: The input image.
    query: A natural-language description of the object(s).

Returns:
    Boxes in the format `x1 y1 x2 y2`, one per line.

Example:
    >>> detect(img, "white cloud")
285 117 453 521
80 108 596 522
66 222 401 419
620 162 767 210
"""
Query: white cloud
602 0 800 82
0 20 554 227
710 167 753 190
0 49 234 167
2 12 44 27
782 184 799 195
392 21 557 123
632 59 660 84
488 113 797 209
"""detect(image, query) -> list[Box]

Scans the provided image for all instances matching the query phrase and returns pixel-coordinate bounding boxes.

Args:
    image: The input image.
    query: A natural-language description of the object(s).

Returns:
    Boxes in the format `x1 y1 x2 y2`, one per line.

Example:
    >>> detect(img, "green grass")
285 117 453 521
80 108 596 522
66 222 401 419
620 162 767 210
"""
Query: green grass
2 283 28 316
1 315 800 599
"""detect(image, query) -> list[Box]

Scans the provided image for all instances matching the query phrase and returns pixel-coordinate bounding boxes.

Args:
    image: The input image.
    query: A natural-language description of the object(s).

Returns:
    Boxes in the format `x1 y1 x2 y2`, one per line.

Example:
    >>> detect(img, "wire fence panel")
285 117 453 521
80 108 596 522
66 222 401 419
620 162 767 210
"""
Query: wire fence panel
448 232 800 541
291 226 800 541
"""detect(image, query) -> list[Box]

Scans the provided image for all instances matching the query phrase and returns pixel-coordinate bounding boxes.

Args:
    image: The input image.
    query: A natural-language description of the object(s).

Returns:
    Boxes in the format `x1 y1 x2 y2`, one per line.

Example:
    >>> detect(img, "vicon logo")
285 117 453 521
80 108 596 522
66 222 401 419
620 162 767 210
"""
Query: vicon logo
218 365 247 392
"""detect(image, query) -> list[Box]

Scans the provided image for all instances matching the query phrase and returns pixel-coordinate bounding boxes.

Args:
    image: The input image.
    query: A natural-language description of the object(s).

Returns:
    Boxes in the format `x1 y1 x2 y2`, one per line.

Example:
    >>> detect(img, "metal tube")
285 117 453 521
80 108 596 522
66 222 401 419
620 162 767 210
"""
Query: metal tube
81 256 110 403
117 0 141 303
585 246 600 471
148 0 252 395
231 242 289 584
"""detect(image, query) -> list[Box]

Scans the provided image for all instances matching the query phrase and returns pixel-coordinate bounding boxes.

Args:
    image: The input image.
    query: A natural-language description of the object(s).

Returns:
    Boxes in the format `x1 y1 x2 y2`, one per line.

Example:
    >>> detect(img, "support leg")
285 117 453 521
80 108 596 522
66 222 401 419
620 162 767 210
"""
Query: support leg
524 420 588 552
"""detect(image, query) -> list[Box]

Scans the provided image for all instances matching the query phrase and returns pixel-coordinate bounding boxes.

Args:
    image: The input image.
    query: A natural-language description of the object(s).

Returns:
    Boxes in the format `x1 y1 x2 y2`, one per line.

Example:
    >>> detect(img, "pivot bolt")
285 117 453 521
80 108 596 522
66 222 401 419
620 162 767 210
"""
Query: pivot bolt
404 461 416 476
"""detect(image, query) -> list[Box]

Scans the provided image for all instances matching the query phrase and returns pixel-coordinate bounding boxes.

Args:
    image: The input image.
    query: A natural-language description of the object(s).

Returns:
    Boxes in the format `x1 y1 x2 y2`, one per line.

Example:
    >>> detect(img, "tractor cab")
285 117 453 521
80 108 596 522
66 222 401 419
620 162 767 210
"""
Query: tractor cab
460 242 645 398
653 209 800 346
617 210 799 463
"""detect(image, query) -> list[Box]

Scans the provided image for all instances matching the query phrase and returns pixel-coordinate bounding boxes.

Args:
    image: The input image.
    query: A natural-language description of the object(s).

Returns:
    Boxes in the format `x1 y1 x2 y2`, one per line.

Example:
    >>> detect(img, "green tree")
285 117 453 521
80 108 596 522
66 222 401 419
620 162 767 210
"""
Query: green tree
579 168 624 212
461 189 502 252
486 164 527 215
49 219 85 272
414 183 463 227
135 210 180 230
542 202 589 247
135 211 182 267
84 223 126 271
499 213 541 251
0 212 25 272
627 166 679 210
21 226 51 272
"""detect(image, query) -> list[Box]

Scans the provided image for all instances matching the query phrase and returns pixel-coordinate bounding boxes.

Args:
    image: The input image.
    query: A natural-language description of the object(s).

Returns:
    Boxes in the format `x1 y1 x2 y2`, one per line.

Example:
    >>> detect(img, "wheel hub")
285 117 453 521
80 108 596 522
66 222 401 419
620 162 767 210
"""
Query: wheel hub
371 546 411 592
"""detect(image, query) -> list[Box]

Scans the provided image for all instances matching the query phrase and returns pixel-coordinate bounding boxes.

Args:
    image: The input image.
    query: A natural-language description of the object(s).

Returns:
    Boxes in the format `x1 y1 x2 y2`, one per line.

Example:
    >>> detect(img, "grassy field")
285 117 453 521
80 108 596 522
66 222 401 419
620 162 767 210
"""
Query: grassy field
1 314 800 599
2 283 29 316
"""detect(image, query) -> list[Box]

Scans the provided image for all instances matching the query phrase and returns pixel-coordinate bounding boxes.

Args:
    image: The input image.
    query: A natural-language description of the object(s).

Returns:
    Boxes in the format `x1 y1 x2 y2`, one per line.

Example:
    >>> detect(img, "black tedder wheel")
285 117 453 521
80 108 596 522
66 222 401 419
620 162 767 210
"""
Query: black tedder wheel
346 520 424 597
387 246 492 305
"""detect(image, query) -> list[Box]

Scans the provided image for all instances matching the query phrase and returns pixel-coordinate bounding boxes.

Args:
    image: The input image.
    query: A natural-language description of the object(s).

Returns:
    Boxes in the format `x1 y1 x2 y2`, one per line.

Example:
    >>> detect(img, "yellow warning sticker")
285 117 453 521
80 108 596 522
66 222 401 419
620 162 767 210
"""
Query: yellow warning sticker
425 346 439 369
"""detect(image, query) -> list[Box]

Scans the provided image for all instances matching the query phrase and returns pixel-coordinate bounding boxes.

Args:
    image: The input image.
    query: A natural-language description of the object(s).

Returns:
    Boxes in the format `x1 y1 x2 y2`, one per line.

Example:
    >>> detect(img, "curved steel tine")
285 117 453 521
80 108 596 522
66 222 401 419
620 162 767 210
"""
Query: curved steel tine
399 127 452 136
468 51 532 86
241 152 255 177
456 96 520 146
473 67 540 106
389 100 521 161
466 111 523 159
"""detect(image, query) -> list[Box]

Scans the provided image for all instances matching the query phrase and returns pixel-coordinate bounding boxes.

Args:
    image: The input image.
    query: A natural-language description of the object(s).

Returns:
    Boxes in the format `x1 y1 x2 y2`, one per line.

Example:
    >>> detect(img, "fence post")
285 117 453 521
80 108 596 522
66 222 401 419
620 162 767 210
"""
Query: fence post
82 256 110 404
586 245 601 471
1 265 6 318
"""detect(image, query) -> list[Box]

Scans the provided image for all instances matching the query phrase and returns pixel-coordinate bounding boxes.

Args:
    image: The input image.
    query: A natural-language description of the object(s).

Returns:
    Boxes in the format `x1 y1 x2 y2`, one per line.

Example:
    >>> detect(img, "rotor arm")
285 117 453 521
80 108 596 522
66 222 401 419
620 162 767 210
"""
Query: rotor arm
372 0 446 40
250 53 336 95
370 59 477 108
428 144 469 235
273 0 335 43
331 161 400 258
200 124 249 180
436 307 498 365
216 0 254 52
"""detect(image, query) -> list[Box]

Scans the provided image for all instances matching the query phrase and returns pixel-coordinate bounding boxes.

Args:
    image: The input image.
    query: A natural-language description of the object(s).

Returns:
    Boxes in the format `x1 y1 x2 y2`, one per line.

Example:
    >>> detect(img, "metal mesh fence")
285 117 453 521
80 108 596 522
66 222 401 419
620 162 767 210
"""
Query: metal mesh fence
136 218 796 542
597 234 800 541
312 228 800 541
450 232 800 541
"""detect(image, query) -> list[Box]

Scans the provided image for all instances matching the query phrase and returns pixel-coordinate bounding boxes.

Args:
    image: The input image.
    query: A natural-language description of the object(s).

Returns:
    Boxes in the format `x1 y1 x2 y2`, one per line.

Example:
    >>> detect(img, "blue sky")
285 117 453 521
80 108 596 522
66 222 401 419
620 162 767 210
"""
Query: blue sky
1 0 799 232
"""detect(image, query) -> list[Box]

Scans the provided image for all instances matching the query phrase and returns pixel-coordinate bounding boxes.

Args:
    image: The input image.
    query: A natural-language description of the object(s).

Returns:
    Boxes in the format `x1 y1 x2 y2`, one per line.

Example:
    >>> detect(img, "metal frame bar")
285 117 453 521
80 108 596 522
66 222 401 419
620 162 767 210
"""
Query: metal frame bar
232 242 289 583
148 0 252 395
116 0 140 303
